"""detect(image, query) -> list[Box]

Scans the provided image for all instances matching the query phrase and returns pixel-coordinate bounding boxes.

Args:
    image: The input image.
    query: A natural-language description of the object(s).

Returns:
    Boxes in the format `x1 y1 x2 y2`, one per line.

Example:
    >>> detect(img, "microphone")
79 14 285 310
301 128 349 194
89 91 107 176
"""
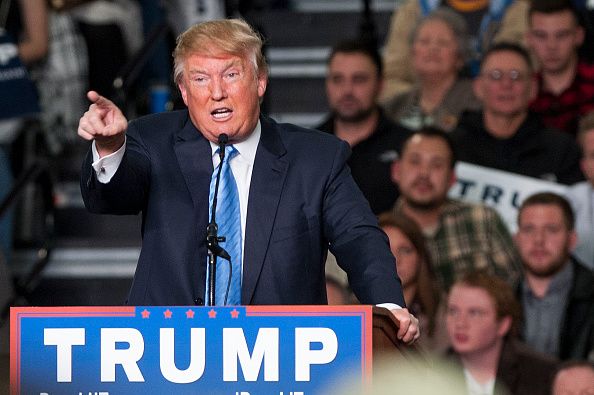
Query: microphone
206 133 232 305
207 133 231 260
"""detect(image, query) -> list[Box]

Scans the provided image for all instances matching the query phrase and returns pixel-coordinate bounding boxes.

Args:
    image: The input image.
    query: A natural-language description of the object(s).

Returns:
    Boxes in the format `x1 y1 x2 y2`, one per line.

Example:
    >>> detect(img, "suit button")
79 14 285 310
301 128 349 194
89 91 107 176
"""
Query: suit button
194 298 204 306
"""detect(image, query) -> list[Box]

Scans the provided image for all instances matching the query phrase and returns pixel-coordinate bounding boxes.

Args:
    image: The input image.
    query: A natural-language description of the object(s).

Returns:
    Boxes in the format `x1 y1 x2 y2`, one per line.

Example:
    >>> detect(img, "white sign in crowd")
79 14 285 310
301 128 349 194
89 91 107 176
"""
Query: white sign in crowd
448 162 568 233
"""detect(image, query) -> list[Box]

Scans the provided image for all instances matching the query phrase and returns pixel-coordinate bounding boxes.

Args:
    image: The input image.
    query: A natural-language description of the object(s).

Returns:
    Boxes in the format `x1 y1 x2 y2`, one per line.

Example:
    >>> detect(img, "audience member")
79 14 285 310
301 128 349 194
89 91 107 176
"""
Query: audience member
527 0 594 136
445 271 558 395
552 360 594 395
378 212 448 353
316 39 411 214
566 111 594 270
515 192 594 362
391 127 521 290
452 42 583 185
381 0 529 100
383 8 480 132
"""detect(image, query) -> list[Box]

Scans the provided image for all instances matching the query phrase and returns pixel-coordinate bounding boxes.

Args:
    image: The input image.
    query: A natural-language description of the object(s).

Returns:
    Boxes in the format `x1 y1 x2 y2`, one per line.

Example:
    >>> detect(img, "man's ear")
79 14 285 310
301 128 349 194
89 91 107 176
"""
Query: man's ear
178 82 188 106
497 315 512 337
473 77 484 102
391 160 401 185
448 169 457 189
257 72 268 99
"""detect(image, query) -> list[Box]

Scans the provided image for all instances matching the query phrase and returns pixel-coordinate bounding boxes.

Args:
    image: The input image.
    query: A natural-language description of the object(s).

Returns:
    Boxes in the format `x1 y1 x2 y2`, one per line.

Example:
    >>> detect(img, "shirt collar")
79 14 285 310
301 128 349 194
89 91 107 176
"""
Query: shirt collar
522 259 574 297
209 119 261 166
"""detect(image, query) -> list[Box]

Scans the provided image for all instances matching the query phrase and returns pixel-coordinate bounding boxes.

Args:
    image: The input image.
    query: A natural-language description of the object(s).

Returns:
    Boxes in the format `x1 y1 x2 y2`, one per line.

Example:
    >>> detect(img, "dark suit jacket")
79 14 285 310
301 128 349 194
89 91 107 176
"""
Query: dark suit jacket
81 111 405 306
446 338 558 395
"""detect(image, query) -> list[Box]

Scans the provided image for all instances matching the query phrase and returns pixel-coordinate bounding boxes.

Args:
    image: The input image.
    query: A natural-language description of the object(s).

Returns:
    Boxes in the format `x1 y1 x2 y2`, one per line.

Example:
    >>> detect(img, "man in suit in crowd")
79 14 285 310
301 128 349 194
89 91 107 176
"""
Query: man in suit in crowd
77 19 419 343
315 39 410 215
515 192 594 362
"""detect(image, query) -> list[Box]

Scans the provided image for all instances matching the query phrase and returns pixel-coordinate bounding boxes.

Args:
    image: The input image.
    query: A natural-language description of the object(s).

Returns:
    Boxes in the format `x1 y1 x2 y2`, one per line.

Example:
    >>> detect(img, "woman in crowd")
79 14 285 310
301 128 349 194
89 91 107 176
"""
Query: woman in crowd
383 8 480 132
378 212 448 353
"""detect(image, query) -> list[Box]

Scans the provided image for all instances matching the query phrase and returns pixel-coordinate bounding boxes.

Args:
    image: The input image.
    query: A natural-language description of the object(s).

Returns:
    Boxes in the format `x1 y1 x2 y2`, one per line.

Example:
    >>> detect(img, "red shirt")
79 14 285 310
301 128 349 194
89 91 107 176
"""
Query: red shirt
530 61 594 136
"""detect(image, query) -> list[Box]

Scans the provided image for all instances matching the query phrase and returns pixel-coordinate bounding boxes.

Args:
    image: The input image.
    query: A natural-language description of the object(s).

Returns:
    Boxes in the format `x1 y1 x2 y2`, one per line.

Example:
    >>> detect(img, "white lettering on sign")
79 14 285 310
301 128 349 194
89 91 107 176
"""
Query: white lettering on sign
294 328 337 381
160 328 206 383
101 328 145 382
44 328 86 382
223 328 279 382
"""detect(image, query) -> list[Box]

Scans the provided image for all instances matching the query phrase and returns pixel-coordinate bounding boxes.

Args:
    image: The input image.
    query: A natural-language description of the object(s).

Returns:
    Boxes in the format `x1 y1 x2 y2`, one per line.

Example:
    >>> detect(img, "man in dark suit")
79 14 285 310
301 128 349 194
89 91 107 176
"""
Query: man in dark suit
77 19 419 343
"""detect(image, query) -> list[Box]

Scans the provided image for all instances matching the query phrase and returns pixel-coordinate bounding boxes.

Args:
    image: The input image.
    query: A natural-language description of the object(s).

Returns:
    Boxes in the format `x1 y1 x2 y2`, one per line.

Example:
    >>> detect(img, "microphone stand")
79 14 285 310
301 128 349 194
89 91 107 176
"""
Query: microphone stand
206 134 231 306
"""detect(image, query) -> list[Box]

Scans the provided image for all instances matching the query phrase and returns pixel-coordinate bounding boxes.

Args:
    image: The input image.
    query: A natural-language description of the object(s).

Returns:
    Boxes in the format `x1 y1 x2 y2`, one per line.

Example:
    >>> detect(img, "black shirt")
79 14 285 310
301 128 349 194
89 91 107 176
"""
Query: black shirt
316 109 411 214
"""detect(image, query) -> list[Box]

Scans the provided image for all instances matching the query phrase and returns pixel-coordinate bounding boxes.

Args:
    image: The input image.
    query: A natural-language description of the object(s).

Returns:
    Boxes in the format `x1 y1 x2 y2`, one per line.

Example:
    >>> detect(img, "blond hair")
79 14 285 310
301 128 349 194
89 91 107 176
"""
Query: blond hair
172 18 268 85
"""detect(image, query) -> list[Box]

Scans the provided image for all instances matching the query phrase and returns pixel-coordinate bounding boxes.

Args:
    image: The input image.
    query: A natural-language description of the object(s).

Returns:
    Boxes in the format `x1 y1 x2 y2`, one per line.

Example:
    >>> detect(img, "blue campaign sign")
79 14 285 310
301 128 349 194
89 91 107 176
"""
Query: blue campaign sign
11 306 373 395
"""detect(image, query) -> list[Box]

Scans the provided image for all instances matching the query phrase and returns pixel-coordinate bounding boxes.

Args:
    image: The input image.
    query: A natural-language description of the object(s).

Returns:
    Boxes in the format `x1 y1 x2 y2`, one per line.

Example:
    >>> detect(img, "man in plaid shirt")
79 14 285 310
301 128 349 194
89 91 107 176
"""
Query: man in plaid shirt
527 0 594 136
390 127 522 290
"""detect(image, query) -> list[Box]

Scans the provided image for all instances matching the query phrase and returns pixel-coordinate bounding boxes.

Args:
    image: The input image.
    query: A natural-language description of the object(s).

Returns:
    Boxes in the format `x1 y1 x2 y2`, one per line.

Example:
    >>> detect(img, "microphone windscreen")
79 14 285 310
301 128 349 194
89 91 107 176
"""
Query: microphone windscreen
218 133 229 145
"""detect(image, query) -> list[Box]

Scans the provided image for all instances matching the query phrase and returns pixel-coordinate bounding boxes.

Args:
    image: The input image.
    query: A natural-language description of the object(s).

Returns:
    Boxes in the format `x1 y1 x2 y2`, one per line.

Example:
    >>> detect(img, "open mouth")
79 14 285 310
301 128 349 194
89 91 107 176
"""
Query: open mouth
211 108 232 120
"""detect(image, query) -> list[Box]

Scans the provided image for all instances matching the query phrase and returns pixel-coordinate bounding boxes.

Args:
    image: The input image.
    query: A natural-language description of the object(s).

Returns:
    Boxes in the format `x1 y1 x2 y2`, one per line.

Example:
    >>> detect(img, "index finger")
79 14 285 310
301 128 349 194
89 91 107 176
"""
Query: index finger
87 91 115 109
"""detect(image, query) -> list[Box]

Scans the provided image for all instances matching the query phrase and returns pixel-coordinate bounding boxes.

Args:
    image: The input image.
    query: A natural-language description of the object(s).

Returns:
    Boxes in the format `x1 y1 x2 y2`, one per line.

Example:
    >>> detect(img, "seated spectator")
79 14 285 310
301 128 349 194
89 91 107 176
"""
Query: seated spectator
515 192 594 362
383 8 480 132
378 212 448 353
552 360 594 395
451 42 584 185
527 0 594 136
381 0 529 100
391 127 521 290
316 39 411 214
445 271 558 395
566 111 594 270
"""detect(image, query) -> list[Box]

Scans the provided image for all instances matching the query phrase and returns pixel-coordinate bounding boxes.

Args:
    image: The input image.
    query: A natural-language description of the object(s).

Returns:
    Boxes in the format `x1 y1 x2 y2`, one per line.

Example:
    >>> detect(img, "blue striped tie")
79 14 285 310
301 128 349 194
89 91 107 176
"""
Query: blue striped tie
207 145 242 305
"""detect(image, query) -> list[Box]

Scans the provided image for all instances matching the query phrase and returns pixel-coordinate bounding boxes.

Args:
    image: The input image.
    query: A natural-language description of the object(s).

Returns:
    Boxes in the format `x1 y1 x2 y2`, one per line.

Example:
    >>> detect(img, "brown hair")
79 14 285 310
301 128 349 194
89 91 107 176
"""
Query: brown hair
172 18 268 85
518 192 575 231
378 212 441 336
454 271 522 336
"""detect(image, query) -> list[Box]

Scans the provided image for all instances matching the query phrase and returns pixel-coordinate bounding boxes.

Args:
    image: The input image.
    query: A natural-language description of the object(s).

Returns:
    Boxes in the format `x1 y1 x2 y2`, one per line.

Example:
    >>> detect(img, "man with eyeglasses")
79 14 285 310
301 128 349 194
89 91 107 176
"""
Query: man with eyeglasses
527 0 594 137
451 42 583 185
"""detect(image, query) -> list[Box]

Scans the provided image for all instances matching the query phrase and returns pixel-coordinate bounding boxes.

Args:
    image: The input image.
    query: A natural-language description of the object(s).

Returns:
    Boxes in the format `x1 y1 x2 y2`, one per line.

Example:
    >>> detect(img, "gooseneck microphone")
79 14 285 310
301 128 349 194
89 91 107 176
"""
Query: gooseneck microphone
206 133 232 306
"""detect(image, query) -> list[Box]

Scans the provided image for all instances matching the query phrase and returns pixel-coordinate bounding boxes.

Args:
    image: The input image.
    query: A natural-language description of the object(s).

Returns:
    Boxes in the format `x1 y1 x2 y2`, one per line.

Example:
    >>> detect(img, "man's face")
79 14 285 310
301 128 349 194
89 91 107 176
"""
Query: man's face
325 52 382 122
178 51 267 143
527 10 584 74
580 129 594 185
515 204 576 278
392 135 454 210
473 51 536 119
552 366 594 395
446 284 510 357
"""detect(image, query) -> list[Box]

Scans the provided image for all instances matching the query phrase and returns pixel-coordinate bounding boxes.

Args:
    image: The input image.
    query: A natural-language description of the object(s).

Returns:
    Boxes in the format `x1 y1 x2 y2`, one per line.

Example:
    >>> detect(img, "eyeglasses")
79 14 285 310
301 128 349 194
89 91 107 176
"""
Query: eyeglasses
482 69 528 83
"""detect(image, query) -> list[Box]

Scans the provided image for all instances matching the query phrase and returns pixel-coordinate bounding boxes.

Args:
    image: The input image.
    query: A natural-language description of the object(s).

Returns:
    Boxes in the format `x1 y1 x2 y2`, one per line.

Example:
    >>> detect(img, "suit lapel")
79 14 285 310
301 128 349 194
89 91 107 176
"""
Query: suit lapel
242 117 289 304
173 118 213 208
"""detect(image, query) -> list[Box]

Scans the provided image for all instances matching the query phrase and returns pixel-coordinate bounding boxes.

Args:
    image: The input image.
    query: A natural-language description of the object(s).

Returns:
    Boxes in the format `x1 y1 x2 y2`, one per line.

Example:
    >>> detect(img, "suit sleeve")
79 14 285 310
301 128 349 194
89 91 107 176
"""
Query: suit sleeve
80 121 151 215
322 140 406 307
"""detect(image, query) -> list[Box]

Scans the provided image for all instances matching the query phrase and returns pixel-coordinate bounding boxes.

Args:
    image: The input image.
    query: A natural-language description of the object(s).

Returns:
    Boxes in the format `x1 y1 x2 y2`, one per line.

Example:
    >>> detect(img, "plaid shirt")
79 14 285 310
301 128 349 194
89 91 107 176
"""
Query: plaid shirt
530 61 594 136
393 199 522 290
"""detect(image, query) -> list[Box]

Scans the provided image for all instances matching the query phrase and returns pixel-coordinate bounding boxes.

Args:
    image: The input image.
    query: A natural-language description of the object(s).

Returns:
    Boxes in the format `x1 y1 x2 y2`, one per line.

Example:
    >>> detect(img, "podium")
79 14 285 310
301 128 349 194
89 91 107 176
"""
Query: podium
10 305 418 394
